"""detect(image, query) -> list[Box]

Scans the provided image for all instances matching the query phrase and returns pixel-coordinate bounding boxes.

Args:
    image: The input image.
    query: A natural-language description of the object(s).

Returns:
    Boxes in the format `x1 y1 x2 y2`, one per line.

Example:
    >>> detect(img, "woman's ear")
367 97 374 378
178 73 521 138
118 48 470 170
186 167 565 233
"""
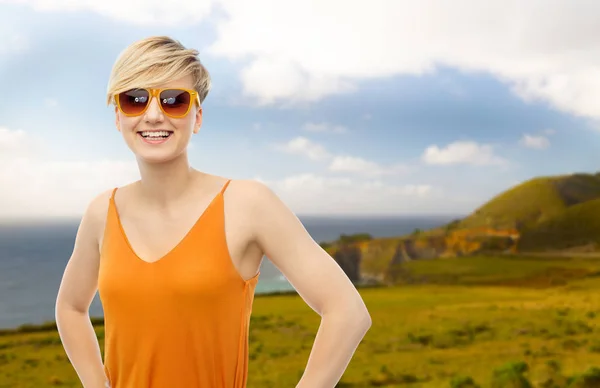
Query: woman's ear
115 106 121 132
193 107 203 134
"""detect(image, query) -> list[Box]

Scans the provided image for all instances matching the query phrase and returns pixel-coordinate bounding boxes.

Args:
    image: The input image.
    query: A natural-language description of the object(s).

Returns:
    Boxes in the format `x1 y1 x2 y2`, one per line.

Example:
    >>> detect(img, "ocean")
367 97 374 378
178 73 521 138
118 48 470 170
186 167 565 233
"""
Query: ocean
0 215 455 329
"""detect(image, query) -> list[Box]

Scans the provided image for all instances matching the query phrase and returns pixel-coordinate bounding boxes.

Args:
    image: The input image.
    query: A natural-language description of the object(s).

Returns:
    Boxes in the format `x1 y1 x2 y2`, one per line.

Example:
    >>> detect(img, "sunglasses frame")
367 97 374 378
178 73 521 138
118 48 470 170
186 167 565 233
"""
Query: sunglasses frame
115 88 201 118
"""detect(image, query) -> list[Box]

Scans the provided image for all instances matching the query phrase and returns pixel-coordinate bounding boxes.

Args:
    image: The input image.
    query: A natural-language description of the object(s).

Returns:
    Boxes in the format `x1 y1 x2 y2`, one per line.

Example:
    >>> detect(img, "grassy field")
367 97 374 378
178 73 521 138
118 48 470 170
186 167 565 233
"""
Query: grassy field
4 255 600 387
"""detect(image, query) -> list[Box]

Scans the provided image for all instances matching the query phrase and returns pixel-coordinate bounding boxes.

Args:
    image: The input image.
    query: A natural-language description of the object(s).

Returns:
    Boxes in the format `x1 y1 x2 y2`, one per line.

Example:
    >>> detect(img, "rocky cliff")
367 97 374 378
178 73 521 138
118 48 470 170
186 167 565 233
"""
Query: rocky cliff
326 171 600 284
326 228 519 284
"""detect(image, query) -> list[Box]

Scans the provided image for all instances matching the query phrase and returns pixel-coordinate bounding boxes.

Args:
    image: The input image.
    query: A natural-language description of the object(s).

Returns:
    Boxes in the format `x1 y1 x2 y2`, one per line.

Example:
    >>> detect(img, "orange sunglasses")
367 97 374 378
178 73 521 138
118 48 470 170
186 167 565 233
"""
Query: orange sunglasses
115 88 201 118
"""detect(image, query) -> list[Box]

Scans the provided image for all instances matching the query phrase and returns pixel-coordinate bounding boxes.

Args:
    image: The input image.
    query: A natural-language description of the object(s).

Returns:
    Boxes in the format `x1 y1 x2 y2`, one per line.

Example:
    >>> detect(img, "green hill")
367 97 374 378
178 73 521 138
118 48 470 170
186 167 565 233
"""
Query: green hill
321 171 600 280
519 197 600 251
458 172 600 231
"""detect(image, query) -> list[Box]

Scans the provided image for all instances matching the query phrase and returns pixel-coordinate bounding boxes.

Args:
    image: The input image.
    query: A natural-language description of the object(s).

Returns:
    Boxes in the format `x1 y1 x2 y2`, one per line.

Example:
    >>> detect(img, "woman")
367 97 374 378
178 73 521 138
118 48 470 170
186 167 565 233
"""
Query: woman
55 36 371 388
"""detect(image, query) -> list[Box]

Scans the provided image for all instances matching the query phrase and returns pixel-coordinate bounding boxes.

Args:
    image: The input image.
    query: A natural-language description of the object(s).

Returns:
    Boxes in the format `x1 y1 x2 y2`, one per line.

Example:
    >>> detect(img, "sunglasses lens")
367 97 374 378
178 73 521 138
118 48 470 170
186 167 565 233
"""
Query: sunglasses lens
118 89 150 115
159 89 191 117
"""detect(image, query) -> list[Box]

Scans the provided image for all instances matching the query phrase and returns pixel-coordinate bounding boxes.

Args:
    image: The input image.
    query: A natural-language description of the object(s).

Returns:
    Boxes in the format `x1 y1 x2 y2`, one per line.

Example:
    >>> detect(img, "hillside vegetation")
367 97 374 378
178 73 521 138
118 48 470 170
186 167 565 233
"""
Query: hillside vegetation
519 197 600 251
320 171 600 284
6 256 600 387
458 172 600 252
458 172 600 231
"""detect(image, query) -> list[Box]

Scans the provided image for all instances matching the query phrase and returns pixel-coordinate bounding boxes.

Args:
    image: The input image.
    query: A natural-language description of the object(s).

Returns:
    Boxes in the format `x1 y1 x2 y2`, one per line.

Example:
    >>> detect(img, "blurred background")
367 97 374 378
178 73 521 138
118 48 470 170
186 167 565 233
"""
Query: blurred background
2 1 600 387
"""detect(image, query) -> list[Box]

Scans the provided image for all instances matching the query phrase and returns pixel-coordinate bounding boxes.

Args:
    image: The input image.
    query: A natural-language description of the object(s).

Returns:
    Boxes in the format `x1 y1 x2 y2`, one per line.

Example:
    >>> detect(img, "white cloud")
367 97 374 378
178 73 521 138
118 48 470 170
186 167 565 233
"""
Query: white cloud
8 1 600 118
0 127 45 159
0 127 438 217
274 137 410 177
520 133 550 149
328 156 409 177
422 141 506 166
0 126 423 217
261 173 434 215
206 0 600 118
238 57 355 104
272 136 331 161
0 127 140 218
274 173 352 191
303 122 347 133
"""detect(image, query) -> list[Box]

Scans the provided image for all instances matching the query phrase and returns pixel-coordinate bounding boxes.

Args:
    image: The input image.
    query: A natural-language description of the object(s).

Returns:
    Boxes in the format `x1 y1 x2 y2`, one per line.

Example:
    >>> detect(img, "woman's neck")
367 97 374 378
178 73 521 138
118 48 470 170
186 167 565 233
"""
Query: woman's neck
135 154 201 208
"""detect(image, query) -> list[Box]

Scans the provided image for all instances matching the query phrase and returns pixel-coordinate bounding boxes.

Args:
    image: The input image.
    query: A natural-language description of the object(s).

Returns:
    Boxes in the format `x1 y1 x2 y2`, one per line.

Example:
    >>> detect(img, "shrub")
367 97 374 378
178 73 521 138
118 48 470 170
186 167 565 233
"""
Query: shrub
567 367 600 388
490 361 533 388
450 375 480 388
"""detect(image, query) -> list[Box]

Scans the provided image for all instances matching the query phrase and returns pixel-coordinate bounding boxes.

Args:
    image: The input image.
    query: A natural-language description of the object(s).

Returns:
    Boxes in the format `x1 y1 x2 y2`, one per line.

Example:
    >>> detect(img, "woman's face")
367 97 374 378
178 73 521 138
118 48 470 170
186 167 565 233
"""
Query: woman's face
114 74 202 164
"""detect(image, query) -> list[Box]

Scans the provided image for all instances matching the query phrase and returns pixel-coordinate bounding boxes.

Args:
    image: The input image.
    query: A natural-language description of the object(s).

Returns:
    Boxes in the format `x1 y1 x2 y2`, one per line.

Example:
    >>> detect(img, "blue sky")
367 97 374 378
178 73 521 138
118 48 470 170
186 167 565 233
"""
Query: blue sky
0 1 598 218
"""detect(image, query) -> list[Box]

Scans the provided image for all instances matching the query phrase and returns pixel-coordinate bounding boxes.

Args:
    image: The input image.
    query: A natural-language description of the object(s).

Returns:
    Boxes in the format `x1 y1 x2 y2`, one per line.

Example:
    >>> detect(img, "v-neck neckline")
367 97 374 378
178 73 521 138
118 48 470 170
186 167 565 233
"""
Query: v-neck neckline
111 184 226 265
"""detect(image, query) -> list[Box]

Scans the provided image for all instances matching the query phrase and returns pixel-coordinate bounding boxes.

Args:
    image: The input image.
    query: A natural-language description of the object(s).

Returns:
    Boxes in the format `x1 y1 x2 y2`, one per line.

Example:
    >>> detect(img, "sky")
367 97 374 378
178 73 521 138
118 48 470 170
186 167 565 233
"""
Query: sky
0 0 599 219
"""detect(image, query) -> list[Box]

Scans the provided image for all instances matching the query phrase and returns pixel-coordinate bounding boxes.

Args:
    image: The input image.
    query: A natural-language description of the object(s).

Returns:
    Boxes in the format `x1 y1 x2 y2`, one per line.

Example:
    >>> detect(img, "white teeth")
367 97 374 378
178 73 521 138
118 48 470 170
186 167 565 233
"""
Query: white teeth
140 131 171 138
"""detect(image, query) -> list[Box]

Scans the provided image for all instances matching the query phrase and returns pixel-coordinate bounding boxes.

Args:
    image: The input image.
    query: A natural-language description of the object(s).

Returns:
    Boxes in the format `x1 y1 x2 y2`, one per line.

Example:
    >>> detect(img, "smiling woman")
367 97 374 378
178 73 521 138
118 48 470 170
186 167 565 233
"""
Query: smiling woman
54 35 371 388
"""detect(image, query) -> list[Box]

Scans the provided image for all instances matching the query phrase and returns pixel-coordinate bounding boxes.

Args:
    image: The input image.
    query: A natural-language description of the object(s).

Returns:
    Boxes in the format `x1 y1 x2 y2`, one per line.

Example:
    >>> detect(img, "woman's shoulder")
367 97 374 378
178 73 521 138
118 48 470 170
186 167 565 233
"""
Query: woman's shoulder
87 181 137 214
86 188 115 220
225 178 278 203
222 178 291 230
83 180 136 226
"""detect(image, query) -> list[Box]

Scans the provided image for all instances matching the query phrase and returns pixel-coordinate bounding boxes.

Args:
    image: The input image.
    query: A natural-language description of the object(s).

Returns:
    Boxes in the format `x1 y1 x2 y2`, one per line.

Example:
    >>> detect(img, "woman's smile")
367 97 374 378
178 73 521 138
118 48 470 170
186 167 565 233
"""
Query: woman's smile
137 130 174 145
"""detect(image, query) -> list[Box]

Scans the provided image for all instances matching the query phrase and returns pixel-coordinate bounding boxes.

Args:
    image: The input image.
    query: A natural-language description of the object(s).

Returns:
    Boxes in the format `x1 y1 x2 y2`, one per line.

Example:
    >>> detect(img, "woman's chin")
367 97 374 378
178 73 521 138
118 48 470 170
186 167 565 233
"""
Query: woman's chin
133 147 188 165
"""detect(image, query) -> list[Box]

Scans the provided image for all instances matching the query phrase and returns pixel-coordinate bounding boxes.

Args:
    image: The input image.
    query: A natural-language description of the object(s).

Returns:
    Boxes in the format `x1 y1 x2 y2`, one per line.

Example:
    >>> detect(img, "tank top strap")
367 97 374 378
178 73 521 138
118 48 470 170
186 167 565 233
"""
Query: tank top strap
110 187 118 201
220 179 232 195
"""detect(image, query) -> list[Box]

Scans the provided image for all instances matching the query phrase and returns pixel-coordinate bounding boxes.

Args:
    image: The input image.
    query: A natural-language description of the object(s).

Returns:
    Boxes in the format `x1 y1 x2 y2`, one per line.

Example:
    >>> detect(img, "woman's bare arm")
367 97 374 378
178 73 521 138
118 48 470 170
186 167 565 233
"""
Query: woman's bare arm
55 191 111 388
239 180 372 388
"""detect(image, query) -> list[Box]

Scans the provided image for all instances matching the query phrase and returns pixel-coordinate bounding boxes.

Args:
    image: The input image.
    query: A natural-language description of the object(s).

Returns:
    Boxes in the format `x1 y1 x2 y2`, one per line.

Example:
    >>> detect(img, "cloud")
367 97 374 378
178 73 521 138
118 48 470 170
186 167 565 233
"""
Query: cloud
238 57 356 104
273 137 410 177
8 1 600 118
259 173 433 215
303 122 347 133
0 127 429 217
328 156 409 177
0 127 436 217
520 133 550 149
205 0 600 118
422 141 506 166
0 127 140 218
272 136 330 161
0 127 45 159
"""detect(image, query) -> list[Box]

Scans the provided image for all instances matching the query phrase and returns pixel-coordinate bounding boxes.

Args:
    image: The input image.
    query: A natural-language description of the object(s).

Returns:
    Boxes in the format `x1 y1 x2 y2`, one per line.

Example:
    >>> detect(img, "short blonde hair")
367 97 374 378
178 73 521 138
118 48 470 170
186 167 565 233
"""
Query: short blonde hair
106 36 211 106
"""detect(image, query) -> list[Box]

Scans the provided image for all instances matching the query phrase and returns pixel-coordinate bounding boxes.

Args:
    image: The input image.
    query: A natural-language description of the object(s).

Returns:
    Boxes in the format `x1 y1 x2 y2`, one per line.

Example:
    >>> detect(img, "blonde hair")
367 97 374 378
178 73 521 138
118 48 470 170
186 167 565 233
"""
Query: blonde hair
106 36 211 106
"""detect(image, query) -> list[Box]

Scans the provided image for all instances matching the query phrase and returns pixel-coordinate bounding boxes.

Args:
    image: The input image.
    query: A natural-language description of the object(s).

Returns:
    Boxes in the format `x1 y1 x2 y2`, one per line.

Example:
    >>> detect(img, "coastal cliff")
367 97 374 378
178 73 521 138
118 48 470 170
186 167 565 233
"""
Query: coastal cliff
326 171 600 284
326 229 518 284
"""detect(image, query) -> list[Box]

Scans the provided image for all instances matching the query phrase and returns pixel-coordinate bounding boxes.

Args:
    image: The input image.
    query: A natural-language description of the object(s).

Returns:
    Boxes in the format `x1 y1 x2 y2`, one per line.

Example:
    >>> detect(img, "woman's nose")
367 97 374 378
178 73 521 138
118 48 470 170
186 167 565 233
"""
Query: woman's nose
144 97 163 122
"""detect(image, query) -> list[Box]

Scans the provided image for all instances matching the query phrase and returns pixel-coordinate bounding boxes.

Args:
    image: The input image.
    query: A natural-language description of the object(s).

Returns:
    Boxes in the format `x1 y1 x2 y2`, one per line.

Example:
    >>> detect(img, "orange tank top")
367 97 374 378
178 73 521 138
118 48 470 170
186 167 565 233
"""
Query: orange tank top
98 180 260 388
